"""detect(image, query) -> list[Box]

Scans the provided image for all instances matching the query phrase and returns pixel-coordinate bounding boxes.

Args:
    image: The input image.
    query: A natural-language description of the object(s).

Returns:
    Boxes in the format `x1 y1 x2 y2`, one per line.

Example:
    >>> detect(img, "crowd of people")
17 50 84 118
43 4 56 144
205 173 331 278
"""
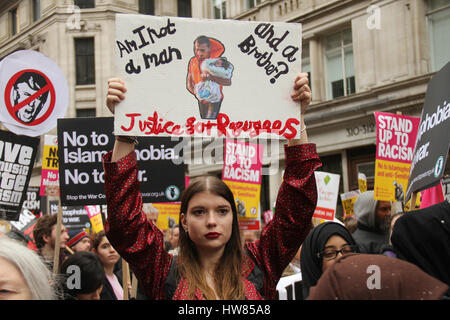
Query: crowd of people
0 72 448 301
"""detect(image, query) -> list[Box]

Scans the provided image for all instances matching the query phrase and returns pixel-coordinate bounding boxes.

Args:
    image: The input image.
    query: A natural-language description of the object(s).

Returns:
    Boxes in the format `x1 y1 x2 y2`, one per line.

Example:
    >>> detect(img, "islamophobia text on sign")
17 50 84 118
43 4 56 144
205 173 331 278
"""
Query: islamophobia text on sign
57 117 185 206
406 62 450 201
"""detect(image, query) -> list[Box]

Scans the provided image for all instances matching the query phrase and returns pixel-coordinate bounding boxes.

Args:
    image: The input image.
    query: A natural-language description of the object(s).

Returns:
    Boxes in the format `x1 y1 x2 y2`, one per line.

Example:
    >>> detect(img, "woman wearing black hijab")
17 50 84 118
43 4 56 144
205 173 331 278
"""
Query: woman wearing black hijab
300 221 358 298
391 200 450 288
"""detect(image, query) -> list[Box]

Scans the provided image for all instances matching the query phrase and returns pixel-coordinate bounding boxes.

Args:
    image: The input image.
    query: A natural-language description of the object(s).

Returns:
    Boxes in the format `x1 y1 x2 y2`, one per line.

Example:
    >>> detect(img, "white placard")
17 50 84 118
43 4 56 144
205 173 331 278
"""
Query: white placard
313 171 341 221
114 14 302 139
0 50 69 137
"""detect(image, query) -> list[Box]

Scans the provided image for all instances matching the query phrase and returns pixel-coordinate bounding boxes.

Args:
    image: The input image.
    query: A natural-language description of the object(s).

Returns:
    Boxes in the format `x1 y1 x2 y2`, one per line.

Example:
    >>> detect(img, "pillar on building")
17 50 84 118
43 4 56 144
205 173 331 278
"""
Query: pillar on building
309 38 324 102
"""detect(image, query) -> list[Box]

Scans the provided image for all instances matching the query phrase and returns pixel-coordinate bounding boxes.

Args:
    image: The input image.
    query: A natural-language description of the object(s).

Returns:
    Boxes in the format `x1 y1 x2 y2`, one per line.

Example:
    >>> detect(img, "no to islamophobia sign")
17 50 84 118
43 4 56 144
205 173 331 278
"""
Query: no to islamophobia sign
406 62 450 201
57 117 185 206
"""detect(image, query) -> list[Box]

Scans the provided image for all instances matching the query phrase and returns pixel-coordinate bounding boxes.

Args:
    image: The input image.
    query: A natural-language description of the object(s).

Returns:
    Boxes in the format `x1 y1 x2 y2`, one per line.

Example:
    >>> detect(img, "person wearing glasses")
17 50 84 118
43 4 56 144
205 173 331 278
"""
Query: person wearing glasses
299 221 358 299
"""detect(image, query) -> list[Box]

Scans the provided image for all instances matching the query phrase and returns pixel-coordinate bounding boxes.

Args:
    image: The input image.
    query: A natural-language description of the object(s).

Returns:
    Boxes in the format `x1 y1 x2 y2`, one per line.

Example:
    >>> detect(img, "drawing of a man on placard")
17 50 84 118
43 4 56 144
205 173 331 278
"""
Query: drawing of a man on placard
186 35 234 120
13 72 50 124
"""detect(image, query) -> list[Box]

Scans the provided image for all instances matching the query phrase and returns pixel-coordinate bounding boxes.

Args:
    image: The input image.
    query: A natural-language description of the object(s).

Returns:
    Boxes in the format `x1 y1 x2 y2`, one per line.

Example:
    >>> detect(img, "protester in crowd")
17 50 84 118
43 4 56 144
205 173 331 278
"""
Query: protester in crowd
5 230 28 246
307 253 449 300
59 251 104 300
167 224 180 255
380 211 403 258
66 229 92 253
391 200 450 288
343 215 357 234
241 229 261 245
164 231 172 252
142 203 159 226
103 72 319 299
389 212 403 241
0 237 56 300
352 190 391 254
281 245 302 277
92 231 125 300
300 221 358 299
33 214 69 270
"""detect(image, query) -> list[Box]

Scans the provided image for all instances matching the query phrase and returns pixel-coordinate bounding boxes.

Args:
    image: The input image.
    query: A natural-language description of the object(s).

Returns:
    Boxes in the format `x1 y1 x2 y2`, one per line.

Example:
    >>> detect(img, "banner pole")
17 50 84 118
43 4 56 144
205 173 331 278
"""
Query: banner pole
122 258 130 300
131 273 138 299
52 197 63 275
408 192 417 212
65 246 74 255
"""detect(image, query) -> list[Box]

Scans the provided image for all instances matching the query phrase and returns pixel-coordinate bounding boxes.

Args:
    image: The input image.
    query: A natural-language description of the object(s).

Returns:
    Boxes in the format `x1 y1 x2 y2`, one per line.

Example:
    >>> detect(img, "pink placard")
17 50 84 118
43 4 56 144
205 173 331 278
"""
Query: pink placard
375 112 420 164
39 169 59 196
222 139 264 184
84 205 101 219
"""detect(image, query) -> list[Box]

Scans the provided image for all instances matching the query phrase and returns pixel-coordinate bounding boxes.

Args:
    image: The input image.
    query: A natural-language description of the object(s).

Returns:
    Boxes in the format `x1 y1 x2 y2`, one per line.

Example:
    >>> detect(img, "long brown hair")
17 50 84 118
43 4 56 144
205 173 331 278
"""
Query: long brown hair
91 230 106 251
177 175 245 299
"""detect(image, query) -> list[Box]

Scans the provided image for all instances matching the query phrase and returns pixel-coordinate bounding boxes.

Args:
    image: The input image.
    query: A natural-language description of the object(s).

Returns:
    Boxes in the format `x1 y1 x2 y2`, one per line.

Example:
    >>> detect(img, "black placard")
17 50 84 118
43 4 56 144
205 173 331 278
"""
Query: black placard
0 130 39 221
406 62 450 201
22 186 41 216
57 117 185 206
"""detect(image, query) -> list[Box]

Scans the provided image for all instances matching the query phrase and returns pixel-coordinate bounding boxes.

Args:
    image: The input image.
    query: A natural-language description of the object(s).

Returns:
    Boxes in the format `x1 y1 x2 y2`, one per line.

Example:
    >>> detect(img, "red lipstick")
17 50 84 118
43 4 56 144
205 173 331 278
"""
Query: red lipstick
205 232 221 239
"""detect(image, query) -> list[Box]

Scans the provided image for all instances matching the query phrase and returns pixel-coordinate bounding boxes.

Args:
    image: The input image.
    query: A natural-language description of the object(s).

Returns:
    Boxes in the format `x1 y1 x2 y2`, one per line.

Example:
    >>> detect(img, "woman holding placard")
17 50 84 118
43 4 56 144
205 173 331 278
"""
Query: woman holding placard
102 73 320 299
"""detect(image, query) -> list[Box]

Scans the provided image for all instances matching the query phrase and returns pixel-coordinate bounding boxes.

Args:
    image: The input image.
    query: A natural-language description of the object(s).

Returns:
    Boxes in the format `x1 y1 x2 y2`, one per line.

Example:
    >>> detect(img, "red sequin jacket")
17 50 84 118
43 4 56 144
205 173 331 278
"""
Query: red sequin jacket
102 143 321 299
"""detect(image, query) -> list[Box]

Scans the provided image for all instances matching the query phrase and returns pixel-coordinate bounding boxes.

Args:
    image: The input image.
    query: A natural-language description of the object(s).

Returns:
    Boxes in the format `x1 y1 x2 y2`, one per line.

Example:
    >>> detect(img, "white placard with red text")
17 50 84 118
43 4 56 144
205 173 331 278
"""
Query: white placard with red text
313 171 340 221
114 14 302 139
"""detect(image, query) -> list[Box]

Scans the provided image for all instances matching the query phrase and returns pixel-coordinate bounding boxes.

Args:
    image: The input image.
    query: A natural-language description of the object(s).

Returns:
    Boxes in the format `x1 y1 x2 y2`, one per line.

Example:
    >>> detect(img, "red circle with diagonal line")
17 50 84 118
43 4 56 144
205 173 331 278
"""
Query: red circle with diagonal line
4 69 56 126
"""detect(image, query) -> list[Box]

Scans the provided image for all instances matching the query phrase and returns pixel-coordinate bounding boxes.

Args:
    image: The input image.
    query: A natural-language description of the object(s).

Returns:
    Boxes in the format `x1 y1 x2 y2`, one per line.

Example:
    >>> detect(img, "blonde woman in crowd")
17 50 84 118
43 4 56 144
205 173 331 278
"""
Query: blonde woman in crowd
0 237 57 300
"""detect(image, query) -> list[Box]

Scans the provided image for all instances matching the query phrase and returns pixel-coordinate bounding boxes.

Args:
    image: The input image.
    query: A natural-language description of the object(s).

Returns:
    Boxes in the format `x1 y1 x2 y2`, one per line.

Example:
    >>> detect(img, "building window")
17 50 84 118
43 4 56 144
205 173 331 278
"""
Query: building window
139 0 155 15
302 42 311 93
347 145 376 191
76 108 96 117
74 0 95 9
10 8 18 36
75 38 95 85
427 0 450 72
212 0 226 19
247 0 262 9
32 0 41 22
325 28 355 99
178 0 191 17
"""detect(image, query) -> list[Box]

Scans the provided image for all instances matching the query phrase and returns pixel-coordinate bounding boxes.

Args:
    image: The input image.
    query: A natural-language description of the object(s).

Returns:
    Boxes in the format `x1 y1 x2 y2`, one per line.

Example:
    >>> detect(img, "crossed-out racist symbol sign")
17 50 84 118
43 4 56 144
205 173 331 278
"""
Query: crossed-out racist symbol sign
4 69 55 126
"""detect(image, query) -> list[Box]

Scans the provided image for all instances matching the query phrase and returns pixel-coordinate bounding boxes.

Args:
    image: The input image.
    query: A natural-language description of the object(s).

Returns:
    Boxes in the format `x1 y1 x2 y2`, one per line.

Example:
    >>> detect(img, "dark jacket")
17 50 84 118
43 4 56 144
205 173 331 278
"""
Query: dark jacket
103 262 148 300
391 200 450 288
100 269 123 300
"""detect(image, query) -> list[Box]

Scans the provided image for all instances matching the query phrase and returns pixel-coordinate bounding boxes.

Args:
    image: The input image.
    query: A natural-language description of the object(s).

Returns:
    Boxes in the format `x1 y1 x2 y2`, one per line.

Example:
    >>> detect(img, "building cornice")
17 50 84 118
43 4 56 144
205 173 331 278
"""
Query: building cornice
0 7 131 56
304 73 433 129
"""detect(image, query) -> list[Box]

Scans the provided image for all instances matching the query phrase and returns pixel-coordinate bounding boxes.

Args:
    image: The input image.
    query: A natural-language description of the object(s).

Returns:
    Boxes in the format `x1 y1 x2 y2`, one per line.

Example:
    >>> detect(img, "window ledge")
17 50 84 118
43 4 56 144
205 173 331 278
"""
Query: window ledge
75 84 96 89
